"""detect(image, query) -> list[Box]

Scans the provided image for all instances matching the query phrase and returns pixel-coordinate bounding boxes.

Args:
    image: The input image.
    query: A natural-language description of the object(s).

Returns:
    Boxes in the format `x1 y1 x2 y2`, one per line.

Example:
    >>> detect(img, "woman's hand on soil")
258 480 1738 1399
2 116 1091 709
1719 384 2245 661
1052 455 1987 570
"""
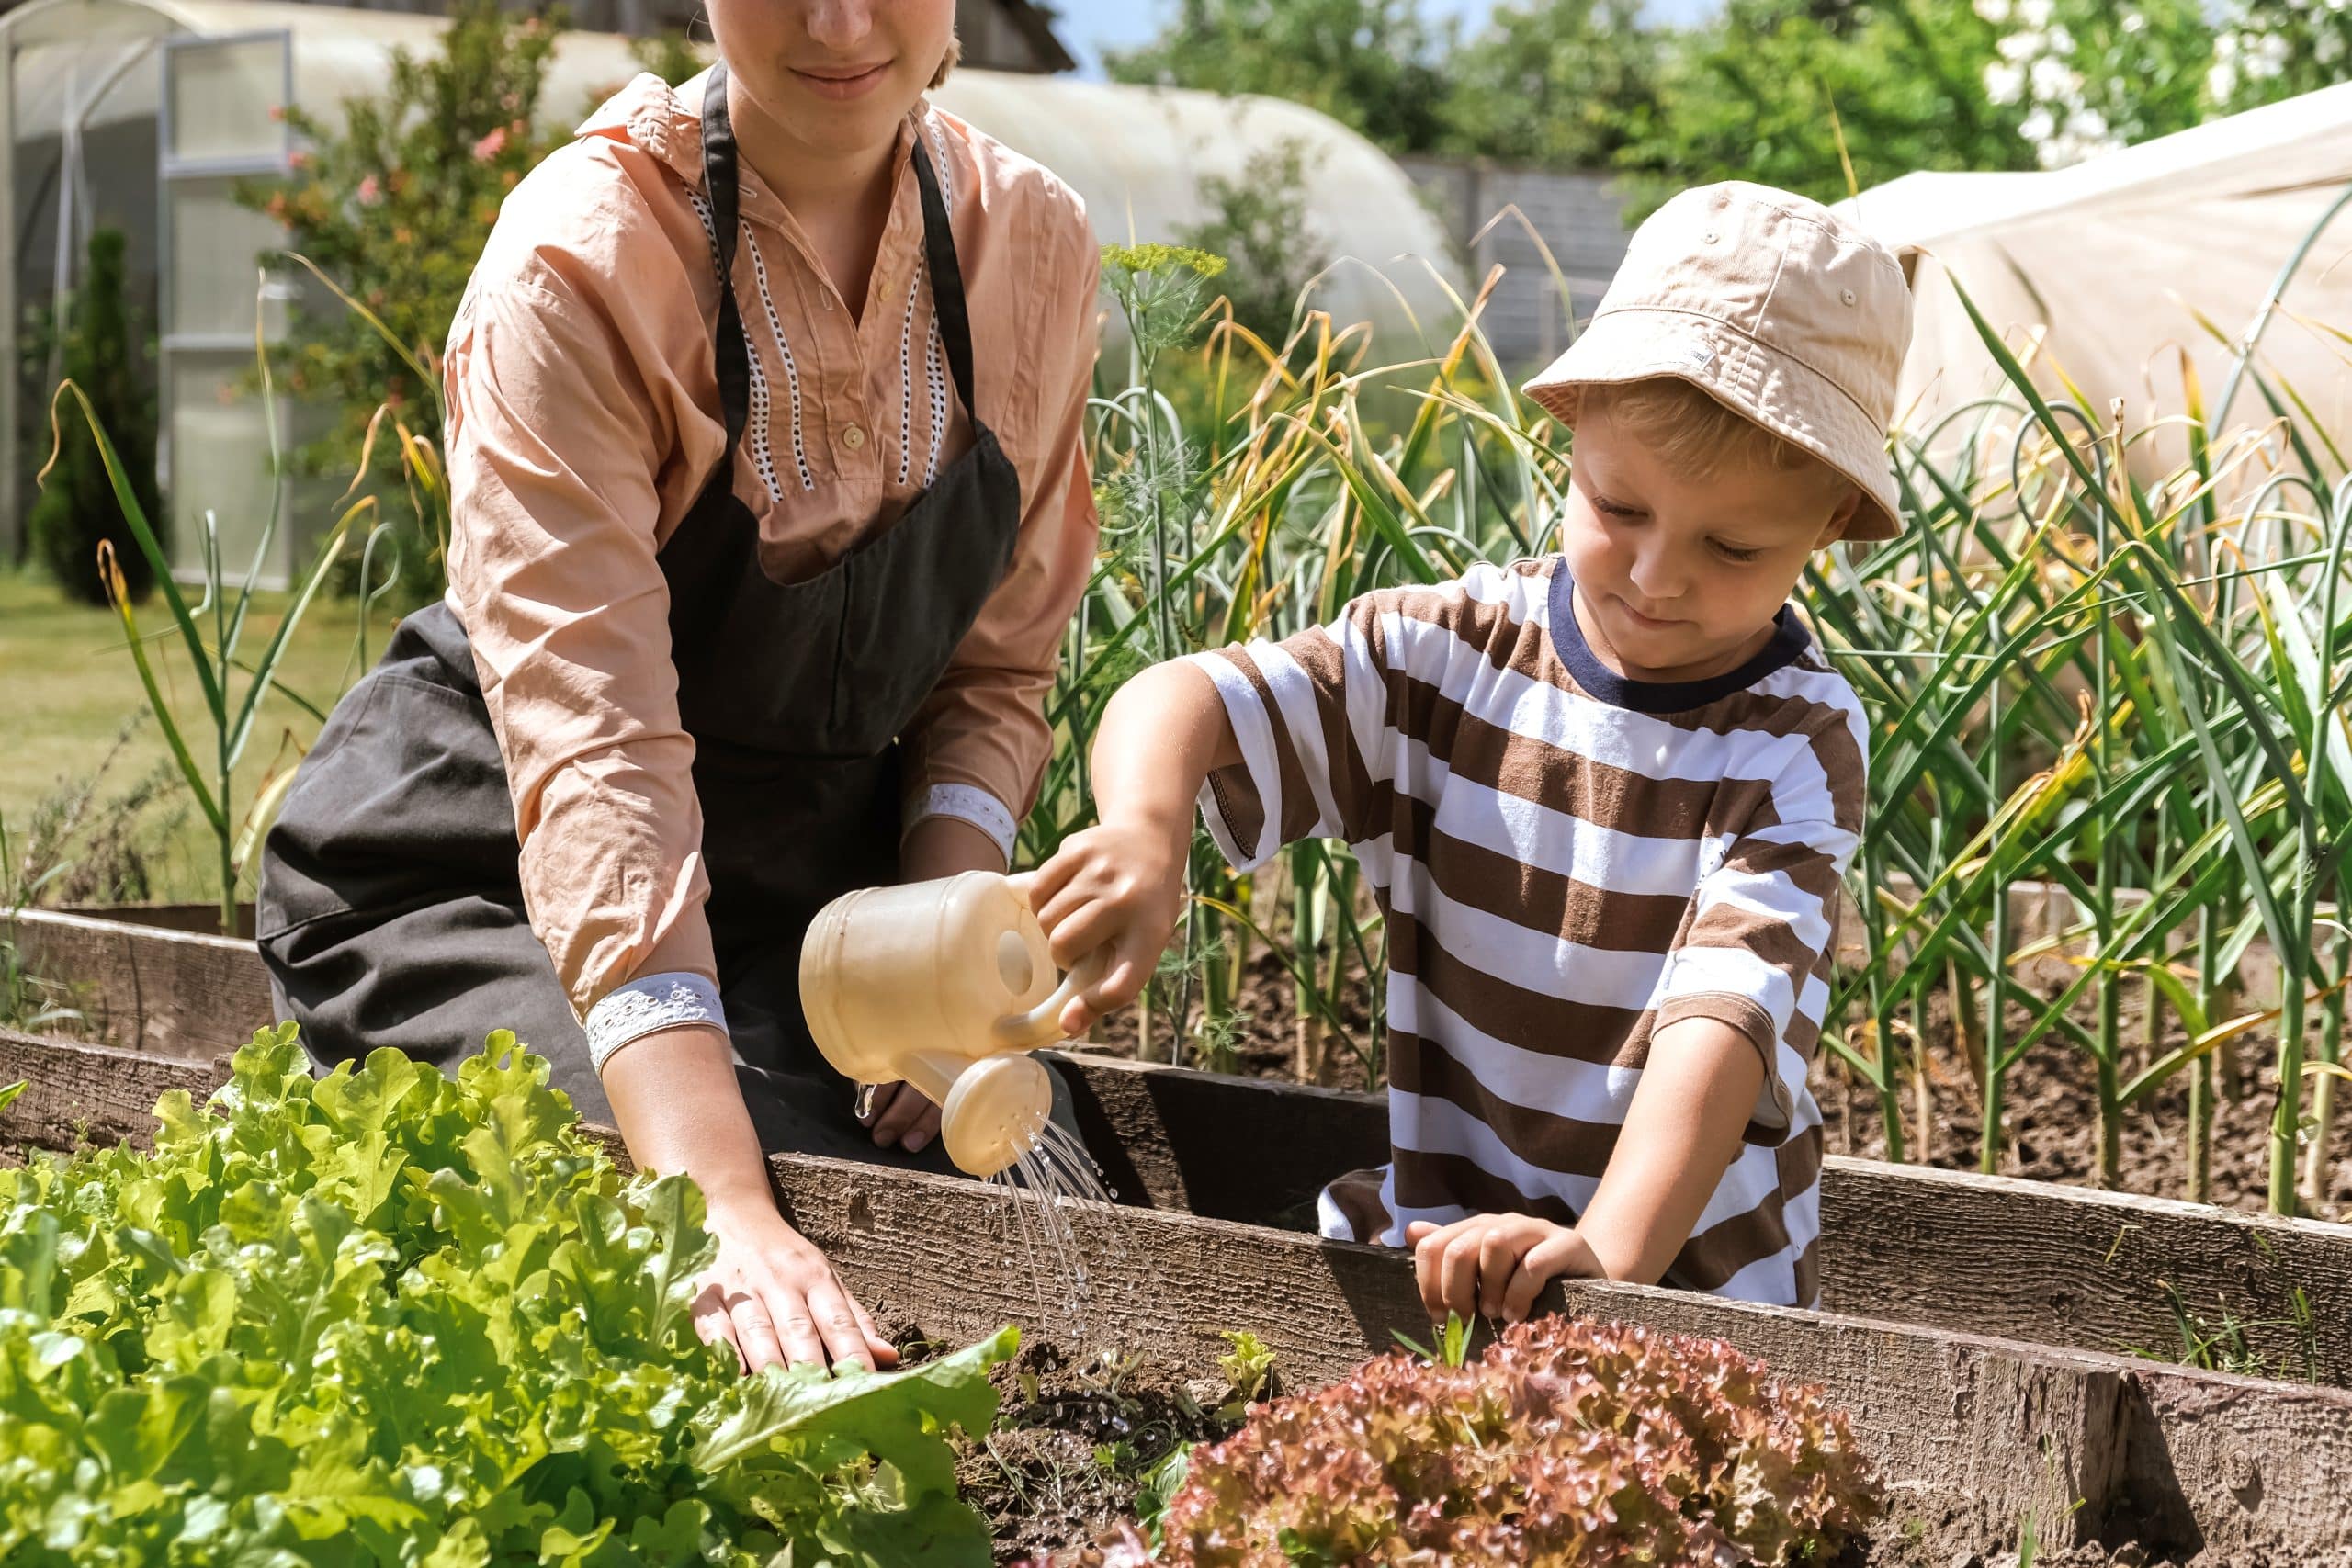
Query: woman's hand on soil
1407 1214 1607 1323
692 1194 899 1374
859 1079 941 1153
1022 819 1190 1033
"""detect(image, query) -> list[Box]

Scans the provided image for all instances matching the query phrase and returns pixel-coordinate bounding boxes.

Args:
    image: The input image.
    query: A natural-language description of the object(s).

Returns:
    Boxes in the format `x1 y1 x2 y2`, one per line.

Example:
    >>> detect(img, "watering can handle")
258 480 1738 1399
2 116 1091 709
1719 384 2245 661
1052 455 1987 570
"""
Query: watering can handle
997 947 1112 1049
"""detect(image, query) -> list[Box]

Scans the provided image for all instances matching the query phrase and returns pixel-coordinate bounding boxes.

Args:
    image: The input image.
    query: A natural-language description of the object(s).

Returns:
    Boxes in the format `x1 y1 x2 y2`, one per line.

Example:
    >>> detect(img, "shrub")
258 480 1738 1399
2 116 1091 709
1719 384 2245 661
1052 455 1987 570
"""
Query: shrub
1156 1315 1878 1565
0 1027 1015 1565
28 227 163 606
1180 141 1329 349
240 0 566 610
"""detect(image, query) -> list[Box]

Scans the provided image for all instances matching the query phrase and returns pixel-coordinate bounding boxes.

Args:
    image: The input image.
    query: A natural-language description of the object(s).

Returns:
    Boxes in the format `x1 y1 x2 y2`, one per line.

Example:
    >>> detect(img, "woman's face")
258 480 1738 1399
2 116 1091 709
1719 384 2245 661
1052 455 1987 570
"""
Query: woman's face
707 0 957 158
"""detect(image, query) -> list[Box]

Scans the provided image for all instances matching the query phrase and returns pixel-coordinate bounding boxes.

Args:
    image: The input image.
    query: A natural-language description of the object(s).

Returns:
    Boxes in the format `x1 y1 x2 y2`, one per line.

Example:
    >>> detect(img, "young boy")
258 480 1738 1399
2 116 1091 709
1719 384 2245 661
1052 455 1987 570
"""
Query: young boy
1028 182 1913 1320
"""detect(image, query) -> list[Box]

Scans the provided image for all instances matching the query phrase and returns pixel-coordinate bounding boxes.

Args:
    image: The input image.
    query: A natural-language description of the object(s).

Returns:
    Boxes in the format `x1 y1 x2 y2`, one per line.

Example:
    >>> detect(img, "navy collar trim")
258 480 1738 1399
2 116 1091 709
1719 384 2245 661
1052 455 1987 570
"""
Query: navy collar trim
1545 564 1812 715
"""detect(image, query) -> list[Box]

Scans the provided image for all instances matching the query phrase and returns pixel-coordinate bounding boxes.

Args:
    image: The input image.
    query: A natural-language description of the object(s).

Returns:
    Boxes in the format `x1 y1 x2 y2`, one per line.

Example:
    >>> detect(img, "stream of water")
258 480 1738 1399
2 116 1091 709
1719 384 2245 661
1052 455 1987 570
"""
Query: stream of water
987 1117 1129 1355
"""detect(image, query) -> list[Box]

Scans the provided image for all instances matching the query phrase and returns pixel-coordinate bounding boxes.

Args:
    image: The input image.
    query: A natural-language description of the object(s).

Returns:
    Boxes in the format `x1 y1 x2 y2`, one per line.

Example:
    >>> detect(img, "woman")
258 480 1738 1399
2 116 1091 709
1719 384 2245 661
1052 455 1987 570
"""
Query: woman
255 0 1101 1376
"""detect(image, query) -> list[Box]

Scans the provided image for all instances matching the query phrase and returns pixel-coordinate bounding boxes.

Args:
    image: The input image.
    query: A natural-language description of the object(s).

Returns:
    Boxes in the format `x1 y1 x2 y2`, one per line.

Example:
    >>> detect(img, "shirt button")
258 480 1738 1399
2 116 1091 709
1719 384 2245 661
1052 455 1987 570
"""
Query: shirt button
842 423 867 451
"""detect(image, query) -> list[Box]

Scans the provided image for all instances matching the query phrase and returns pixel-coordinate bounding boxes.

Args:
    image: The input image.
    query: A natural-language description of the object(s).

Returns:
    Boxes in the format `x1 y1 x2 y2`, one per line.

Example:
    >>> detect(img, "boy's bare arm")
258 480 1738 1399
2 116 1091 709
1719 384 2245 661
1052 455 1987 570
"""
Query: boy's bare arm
1408 1019 1765 1319
1574 1017 1769 1285
1028 660 1240 1032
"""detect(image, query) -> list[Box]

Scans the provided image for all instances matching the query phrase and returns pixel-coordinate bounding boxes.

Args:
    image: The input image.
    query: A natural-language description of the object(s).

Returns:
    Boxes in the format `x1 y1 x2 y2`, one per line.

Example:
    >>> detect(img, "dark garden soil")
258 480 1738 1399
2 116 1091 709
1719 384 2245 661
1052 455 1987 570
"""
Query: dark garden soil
1090 949 2352 1223
885 1326 1231 1566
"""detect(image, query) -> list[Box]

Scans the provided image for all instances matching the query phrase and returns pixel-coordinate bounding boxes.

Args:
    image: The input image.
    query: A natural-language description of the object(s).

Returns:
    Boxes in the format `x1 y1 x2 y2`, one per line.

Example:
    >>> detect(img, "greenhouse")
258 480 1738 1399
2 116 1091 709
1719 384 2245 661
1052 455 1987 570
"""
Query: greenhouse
2 0 1460 585
1842 80 2352 475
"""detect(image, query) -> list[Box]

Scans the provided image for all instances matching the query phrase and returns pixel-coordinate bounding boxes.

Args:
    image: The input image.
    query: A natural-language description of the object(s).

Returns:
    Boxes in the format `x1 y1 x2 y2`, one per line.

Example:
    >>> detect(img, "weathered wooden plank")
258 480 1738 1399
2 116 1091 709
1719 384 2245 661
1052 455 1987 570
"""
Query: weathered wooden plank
1819 1155 2352 1386
1048 1052 2352 1388
760 1147 2352 1560
17 910 2352 1397
59 903 259 940
1050 1048 1385 1224
6 1027 2351 1557
0 1029 226 1151
8 909 272 1062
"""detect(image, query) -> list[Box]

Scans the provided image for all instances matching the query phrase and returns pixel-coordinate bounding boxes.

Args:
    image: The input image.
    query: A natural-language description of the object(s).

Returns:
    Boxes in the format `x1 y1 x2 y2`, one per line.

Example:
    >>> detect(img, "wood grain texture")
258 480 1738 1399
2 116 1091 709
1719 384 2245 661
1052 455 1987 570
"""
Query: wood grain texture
9 909 272 1061
4 1028 2352 1556
1818 1155 2352 1385
0 1028 226 1150
1047 1053 2352 1388
14 916 2352 1395
754 1148 2352 1558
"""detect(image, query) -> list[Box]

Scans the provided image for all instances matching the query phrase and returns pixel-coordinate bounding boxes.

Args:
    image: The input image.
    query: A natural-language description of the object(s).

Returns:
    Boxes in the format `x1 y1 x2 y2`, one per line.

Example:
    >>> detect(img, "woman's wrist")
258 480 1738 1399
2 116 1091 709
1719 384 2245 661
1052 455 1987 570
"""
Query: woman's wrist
600 1020 776 1209
901 813 1009 881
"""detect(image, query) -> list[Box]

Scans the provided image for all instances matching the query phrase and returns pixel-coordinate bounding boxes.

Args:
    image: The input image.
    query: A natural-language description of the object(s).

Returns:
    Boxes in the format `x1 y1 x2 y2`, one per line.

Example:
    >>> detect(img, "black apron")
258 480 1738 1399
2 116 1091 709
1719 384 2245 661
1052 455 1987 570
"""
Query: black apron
257 66 1046 1170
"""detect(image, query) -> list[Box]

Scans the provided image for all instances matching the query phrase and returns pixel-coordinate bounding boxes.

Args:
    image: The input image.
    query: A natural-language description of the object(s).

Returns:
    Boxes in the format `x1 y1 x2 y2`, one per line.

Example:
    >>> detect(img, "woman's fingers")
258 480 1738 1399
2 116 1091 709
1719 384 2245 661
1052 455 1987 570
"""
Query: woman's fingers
760 1282 831 1369
849 1293 899 1367
692 1281 748 1373
868 1081 936 1151
801 1276 880 1371
729 1289 794 1371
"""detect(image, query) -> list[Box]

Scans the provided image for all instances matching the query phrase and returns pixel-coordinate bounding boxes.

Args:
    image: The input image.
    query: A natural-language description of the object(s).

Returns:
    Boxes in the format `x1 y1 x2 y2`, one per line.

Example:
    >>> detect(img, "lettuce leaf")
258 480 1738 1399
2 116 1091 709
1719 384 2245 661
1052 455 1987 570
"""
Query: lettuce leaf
0 1025 1013 1566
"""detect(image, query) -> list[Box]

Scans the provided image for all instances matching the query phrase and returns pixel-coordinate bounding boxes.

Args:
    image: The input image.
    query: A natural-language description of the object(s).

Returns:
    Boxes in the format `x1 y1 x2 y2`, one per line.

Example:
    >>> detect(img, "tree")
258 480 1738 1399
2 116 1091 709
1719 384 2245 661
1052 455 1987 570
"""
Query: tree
1181 141 1332 346
2188 0 2341 116
240 1 566 608
1976 0 2211 168
28 228 164 606
1106 0 1458 156
1613 0 2034 212
1442 0 1662 172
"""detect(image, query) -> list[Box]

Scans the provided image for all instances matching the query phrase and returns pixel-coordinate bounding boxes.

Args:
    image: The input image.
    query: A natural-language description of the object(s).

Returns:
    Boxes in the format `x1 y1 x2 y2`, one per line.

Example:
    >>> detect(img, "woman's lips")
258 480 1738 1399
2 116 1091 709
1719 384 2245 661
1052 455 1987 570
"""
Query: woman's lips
793 62 893 100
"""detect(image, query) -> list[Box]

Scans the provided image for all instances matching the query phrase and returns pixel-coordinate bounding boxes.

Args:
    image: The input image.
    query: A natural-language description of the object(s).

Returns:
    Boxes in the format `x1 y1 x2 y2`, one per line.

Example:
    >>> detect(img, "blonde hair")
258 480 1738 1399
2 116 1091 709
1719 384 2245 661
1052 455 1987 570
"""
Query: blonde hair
930 33 961 89
1583 378 1842 491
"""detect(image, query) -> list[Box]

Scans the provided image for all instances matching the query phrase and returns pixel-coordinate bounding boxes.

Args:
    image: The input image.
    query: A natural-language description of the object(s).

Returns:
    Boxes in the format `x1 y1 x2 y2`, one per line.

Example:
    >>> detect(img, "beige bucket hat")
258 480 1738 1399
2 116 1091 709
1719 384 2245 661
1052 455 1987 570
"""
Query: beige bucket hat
1522 181 1915 542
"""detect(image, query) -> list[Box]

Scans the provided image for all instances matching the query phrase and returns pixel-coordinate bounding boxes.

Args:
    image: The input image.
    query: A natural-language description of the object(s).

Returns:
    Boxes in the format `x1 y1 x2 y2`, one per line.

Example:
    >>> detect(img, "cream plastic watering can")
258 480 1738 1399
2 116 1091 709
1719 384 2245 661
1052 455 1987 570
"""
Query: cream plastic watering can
798 871 1108 1179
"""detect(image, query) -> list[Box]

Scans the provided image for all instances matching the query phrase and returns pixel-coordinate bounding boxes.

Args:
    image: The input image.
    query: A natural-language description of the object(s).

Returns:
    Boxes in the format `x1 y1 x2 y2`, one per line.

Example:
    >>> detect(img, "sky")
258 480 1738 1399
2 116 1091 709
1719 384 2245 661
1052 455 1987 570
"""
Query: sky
1050 0 1720 79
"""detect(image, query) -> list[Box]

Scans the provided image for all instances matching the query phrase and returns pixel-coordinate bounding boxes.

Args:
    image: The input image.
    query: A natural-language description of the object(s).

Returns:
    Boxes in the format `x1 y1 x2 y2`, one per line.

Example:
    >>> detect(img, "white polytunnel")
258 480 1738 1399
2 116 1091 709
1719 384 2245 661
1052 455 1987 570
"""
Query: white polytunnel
1838 85 2352 487
3 0 1464 584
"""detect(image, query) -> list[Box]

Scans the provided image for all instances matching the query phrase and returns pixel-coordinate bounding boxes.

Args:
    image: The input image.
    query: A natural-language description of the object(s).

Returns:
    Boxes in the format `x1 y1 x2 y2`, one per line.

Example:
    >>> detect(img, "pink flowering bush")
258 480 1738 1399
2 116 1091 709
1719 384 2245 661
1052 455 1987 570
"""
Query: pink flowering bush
1156 1316 1878 1566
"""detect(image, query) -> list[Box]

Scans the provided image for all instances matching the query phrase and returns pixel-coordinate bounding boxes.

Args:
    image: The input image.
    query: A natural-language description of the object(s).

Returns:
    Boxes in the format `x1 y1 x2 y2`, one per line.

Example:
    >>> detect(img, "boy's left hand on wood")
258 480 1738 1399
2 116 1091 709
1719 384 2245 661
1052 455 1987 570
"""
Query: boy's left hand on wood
1408 1213 1609 1323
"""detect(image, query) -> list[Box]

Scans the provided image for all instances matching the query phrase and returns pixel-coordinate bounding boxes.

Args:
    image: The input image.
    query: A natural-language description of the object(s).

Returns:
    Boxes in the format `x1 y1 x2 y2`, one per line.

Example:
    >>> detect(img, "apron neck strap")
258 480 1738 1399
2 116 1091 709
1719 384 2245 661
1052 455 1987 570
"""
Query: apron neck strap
910 130 979 423
699 62 752 462
698 66 983 450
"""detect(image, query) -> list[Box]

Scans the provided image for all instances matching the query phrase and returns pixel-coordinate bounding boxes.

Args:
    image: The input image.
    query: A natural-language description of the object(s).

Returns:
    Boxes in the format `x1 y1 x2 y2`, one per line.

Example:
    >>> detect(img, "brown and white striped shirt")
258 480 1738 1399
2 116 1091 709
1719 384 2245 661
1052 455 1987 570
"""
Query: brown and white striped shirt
1188 557 1866 1308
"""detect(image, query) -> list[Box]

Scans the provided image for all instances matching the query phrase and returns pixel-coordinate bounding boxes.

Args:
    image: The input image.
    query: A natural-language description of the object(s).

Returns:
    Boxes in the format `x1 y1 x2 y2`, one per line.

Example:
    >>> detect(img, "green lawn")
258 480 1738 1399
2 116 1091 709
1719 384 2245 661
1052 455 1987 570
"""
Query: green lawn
2 565 375 908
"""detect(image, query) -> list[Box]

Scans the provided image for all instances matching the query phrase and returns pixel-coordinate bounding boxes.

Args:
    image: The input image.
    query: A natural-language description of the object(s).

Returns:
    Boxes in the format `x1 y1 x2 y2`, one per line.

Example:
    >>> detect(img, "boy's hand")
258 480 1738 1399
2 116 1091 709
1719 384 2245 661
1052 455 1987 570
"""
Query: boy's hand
1023 818 1191 1034
1407 1214 1608 1323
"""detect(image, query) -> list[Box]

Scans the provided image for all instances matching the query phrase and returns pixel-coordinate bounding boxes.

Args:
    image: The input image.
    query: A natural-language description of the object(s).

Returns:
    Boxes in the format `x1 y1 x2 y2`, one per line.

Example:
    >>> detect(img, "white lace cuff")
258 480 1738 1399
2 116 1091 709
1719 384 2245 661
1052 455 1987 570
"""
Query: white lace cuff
585 971 728 1072
905 783 1018 865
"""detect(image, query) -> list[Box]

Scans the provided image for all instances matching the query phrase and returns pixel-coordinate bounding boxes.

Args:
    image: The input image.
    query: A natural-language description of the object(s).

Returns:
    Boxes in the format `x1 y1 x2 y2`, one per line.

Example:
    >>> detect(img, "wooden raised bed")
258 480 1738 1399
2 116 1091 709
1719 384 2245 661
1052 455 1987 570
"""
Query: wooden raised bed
17 904 2352 1394
5 1025 2352 1562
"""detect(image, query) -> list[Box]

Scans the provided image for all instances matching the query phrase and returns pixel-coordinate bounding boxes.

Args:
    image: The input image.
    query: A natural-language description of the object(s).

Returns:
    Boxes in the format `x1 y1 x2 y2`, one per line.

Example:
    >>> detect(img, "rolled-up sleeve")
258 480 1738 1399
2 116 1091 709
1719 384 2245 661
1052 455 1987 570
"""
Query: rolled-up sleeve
899 221 1102 863
443 259 719 1060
